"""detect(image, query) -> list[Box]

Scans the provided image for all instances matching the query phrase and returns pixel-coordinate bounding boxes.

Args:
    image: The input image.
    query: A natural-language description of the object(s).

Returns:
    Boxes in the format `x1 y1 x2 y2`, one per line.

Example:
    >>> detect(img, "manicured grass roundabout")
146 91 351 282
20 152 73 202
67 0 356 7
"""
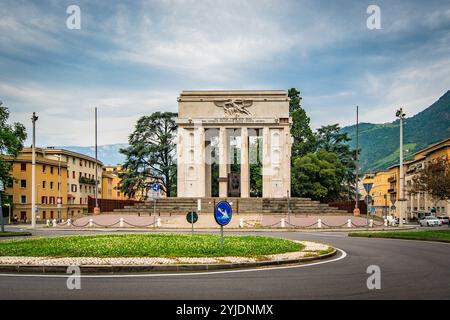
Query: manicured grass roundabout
349 229 450 243
0 234 303 258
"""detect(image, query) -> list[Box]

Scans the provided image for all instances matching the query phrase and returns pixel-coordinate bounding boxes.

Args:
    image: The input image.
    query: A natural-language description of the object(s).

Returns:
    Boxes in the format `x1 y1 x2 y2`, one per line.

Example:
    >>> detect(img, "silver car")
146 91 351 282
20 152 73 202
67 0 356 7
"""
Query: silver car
419 216 442 227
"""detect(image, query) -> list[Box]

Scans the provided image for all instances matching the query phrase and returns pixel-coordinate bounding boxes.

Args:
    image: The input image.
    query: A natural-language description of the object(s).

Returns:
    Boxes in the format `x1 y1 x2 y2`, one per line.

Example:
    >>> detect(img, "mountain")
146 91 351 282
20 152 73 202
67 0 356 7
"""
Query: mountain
55 143 128 166
341 90 450 172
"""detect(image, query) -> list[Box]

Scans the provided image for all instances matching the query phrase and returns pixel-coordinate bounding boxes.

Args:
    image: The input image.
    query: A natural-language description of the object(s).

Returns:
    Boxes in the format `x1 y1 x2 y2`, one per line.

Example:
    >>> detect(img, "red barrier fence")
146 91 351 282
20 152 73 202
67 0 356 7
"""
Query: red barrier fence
325 200 367 214
88 196 142 213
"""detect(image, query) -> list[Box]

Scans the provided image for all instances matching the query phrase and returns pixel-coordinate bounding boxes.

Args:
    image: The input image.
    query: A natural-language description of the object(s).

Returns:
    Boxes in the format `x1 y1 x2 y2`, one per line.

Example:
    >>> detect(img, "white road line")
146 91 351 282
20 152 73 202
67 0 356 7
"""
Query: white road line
0 248 347 279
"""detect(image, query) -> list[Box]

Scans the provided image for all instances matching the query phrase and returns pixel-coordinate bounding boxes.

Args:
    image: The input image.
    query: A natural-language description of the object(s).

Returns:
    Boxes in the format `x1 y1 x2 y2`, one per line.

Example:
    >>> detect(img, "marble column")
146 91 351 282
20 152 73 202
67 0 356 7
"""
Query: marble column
197 126 206 198
240 127 249 198
262 126 270 198
219 127 228 197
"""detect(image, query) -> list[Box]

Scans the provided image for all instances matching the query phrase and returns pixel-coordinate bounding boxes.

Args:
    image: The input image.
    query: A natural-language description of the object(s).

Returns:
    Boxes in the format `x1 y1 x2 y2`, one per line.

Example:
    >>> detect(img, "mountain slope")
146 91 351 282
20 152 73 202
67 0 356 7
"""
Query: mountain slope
341 90 450 172
55 144 128 166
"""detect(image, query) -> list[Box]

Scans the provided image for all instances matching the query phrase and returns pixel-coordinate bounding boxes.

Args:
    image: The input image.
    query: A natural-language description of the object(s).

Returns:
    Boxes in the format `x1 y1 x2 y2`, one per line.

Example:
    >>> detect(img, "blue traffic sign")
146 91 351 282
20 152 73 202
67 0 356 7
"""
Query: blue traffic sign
214 201 232 226
152 183 160 192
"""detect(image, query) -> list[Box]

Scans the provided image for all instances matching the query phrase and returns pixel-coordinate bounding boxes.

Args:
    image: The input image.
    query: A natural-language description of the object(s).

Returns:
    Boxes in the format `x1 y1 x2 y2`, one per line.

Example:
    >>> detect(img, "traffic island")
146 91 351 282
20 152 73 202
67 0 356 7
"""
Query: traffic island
0 234 336 273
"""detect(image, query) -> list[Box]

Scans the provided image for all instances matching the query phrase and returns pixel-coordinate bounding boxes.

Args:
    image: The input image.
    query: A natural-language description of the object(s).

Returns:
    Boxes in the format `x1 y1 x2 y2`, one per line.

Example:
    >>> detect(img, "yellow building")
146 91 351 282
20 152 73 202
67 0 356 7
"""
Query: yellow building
405 138 450 219
365 137 450 220
102 165 129 200
3 149 69 222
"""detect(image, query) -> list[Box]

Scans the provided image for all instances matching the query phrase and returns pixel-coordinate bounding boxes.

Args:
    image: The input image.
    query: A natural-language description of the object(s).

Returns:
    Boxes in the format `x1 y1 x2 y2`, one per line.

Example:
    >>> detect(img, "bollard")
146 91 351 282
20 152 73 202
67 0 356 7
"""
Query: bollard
369 219 374 228
89 218 94 227
317 218 322 229
281 218 285 228
157 218 161 227
67 219 71 226
384 219 388 227
239 218 244 228
119 218 124 228
347 219 352 228
52 219 57 227
46 219 50 227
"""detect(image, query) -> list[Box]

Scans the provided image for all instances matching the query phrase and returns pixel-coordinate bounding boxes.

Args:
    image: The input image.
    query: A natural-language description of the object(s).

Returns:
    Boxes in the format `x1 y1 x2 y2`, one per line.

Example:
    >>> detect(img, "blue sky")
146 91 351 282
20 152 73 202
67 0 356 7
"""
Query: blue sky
1 0 450 146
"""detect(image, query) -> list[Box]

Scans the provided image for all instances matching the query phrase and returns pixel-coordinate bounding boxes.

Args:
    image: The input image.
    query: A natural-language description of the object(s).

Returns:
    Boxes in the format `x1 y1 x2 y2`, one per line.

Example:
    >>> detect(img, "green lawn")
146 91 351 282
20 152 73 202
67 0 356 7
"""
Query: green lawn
0 231 32 237
0 234 303 257
349 230 450 242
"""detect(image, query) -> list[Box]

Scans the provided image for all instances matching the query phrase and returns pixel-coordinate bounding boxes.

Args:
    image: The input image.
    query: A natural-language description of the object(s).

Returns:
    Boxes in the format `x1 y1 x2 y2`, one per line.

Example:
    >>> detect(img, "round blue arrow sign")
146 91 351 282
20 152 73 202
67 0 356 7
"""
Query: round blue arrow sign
214 201 232 226
152 183 160 192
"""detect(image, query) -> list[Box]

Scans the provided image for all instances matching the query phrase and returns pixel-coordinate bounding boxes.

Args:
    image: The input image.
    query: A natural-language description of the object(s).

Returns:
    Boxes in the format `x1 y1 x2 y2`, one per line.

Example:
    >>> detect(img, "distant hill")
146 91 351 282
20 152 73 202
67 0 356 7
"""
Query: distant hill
341 90 450 172
55 143 128 166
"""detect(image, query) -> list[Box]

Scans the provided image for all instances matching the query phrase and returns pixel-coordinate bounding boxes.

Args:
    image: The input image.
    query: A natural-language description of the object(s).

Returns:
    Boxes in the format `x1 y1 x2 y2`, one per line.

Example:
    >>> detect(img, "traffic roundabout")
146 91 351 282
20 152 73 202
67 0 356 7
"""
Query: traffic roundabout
0 233 338 274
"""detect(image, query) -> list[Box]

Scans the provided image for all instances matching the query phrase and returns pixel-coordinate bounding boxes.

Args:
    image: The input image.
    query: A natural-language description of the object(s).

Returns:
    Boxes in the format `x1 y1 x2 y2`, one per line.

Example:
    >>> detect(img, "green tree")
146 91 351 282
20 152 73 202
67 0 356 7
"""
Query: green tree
291 149 346 201
0 101 27 188
288 88 316 157
410 157 450 205
119 112 177 199
315 124 356 199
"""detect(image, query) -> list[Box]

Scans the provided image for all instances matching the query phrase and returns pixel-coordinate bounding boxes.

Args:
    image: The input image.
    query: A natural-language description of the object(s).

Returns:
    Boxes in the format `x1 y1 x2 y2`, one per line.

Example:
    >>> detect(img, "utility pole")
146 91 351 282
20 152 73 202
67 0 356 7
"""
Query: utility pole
396 108 406 227
58 154 61 222
94 107 99 212
31 112 38 228
353 106 360 216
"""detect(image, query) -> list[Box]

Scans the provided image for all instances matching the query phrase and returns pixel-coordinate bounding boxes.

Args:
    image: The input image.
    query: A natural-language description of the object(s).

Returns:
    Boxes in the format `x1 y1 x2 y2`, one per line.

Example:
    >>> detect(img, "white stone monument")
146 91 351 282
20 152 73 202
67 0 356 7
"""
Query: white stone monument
176 90 292 198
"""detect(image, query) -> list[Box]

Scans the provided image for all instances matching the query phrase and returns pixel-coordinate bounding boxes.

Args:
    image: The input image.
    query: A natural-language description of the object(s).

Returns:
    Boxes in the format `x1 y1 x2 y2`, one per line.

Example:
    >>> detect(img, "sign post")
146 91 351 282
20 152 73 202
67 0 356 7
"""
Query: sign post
363 183 373 226
214 201 232 250
186 211 198 235
152 183 160 217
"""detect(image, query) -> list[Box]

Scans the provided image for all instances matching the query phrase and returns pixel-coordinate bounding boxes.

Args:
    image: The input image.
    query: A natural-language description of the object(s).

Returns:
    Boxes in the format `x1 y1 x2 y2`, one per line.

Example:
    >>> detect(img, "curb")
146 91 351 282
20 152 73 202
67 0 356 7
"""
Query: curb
0 249 337 274
16 226 416 233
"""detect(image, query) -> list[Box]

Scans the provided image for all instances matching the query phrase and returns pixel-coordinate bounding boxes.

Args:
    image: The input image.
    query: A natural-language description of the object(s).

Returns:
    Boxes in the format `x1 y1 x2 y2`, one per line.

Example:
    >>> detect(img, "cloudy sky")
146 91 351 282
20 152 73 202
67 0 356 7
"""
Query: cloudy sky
1 0 450 147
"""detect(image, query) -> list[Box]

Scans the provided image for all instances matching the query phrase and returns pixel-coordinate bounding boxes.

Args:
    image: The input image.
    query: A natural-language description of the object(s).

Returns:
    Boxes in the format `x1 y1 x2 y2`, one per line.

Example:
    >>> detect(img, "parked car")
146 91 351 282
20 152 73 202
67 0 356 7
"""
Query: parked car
419 216 442 227
437 216 449 224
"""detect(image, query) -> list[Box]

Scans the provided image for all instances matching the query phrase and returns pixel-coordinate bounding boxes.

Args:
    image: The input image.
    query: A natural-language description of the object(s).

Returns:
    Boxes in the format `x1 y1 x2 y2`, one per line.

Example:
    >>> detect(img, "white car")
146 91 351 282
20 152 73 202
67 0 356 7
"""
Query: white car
419 216 442 227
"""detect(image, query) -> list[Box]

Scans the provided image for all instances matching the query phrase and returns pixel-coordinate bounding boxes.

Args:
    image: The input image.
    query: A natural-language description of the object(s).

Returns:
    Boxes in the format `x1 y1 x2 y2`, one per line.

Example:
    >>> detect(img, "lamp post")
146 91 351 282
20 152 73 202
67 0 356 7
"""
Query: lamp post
31 112 38 228
396 108 406 227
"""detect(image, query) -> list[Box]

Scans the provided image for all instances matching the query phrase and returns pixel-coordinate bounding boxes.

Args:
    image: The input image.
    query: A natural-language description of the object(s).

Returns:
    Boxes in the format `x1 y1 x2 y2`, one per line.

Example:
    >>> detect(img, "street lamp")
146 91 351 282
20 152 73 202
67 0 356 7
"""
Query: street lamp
31 112 38 228
396 108 406 226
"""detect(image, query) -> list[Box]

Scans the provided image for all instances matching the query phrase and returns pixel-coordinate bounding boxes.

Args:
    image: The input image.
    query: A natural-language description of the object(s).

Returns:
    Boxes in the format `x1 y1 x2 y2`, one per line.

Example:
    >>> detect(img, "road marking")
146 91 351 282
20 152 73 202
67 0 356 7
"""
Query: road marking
0 248 347 278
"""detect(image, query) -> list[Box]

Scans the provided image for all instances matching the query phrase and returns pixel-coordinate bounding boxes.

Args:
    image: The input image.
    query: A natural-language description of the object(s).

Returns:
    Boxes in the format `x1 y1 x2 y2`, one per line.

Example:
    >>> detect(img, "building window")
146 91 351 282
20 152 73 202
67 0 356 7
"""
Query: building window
20 163 26 171
42 211 46 220
71 184 77 192
42 181 46 189
72 171 75 179
21 195 26 204
20 179 26 188
41 196 47 204
50 181 54 189
42 165 46 173
50 167 54 174
49 197 55 204
80 160 83 167
72 158 75 165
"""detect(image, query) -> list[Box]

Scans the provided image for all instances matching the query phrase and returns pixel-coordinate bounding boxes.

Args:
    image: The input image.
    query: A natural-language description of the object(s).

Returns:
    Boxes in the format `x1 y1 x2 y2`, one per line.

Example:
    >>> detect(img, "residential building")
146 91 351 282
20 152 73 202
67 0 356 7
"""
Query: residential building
363 137 450 220
102 165 128 200
44 148 103 216
4 148 68 222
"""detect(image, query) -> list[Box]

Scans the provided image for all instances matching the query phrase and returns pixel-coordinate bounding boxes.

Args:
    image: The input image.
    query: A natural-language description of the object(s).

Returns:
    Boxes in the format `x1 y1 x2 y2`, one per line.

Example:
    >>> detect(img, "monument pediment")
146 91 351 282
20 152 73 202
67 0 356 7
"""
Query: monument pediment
213 99 253 117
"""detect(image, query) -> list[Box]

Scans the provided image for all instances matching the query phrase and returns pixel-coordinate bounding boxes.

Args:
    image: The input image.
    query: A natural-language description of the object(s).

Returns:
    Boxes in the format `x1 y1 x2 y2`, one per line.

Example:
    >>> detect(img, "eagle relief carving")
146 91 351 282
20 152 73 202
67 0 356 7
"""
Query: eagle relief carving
214 99 253 117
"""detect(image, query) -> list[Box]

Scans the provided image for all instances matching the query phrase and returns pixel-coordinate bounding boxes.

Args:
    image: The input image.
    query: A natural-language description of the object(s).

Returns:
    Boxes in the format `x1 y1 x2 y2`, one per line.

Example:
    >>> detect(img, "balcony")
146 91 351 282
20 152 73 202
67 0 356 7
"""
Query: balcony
79 176 97 185
388 175 397 183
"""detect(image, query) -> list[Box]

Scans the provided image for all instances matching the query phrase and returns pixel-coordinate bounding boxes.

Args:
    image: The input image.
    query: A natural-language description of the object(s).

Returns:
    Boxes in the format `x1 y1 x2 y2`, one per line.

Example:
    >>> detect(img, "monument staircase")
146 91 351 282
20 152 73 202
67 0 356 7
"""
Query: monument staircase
112 197 349 215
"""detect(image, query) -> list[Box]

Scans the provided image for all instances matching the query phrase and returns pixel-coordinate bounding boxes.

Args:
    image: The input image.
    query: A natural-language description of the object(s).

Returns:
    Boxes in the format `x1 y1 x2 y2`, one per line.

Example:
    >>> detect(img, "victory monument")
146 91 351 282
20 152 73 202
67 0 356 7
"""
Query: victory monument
176 90 292 198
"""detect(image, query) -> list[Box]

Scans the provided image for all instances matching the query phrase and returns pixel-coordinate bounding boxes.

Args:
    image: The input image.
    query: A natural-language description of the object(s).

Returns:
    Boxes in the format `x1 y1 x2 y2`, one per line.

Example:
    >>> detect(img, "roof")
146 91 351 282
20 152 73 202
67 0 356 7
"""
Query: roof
40 148 103 165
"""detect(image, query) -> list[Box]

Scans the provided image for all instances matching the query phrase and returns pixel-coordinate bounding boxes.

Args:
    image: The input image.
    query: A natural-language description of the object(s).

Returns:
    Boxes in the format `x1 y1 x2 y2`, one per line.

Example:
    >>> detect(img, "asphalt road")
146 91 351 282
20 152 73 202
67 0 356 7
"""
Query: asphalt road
0 229 449 299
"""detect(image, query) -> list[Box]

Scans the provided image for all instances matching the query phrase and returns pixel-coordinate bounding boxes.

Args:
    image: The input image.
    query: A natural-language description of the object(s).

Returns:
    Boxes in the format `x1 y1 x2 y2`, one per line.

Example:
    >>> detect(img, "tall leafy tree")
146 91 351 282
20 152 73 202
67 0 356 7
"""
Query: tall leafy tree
288 88 316 157
119 112 177 199
410 157 450 205
315 124 356 198
291 149 346 201
0 101 27 188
